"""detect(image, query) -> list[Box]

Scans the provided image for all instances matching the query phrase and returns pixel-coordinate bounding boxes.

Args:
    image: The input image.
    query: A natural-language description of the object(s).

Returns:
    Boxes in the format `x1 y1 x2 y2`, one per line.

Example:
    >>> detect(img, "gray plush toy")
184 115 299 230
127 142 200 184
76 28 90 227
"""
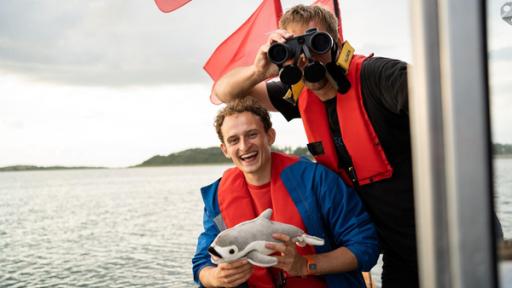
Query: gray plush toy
207 208 325 267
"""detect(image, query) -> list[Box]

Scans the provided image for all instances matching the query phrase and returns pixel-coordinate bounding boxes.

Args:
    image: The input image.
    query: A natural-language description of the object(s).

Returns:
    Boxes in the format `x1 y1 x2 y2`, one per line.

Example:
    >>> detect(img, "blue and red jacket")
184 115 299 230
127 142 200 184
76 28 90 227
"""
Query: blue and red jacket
192 153 379 287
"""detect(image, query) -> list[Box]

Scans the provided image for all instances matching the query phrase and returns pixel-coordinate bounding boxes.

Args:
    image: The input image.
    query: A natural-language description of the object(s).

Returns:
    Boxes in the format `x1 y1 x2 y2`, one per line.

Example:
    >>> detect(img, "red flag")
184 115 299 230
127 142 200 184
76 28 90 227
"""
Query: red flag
204 0 283 104
154 0 191 13
312 0 343 42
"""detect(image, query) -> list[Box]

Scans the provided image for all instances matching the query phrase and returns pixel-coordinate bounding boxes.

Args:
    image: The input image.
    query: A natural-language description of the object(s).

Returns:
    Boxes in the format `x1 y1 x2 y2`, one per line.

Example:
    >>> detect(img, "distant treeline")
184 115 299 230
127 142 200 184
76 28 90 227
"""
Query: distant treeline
275 146 311 158
494 143 512 155
135 146 311 167
137 143 512 167
2 144 510 172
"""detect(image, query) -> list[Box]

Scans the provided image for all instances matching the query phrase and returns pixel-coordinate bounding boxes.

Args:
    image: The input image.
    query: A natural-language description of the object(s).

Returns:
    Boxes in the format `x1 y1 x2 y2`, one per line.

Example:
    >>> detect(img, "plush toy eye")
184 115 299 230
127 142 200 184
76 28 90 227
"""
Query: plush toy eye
229 249 235 254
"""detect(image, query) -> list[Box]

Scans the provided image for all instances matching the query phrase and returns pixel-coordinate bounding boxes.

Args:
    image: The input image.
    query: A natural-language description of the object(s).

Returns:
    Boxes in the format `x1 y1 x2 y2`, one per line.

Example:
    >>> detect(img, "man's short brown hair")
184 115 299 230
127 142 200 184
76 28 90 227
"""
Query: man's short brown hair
279 4 339 43
214 97 272 143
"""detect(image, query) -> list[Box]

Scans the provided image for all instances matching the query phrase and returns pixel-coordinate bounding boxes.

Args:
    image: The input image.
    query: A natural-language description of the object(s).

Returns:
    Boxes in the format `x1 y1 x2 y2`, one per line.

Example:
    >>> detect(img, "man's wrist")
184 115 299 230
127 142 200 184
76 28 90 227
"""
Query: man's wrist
251 64 270 84
303 255 318 276
199 266 219 288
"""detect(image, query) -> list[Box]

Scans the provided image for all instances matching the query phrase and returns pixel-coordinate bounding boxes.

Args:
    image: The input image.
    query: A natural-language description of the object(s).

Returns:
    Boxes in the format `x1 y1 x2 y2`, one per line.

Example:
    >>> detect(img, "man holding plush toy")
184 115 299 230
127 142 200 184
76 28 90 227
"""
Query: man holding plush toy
192 98 379 287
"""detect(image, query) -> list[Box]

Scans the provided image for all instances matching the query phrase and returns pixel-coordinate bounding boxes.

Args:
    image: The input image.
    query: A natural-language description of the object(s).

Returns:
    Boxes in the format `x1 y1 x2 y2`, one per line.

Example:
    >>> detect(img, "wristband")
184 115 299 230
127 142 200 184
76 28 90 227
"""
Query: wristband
304 255 317 276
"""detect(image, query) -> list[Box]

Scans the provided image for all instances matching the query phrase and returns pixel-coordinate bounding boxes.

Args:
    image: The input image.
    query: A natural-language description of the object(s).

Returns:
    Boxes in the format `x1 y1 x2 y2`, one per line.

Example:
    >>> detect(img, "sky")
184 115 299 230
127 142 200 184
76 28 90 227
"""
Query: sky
0 0 510 168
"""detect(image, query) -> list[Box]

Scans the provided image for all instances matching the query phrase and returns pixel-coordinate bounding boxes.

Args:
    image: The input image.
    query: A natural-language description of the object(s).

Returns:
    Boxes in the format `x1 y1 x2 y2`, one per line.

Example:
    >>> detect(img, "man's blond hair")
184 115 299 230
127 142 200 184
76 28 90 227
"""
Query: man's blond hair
279 4 339 42
214 97 272 143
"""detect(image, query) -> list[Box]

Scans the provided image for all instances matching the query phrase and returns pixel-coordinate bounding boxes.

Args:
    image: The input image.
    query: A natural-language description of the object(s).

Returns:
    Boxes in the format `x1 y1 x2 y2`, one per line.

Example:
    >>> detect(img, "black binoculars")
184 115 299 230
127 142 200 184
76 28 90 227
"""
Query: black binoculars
267 28 334 85
268 28 333 64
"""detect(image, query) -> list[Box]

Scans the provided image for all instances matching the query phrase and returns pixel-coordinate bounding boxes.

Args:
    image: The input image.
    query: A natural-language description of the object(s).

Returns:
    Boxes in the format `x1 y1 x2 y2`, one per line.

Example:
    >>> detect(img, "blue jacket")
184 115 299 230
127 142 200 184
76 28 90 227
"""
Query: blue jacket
192 157 380 287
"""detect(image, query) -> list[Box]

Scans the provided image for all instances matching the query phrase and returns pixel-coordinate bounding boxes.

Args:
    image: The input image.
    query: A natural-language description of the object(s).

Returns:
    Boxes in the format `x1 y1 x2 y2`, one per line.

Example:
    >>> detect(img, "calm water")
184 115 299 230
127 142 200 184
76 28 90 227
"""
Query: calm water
495 157 512 239
0 159 510 287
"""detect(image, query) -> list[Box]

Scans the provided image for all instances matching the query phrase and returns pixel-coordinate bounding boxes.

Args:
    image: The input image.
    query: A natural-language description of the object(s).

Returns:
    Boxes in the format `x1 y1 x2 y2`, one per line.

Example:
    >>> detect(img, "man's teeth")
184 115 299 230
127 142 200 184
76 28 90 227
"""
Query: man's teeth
240 152 257 160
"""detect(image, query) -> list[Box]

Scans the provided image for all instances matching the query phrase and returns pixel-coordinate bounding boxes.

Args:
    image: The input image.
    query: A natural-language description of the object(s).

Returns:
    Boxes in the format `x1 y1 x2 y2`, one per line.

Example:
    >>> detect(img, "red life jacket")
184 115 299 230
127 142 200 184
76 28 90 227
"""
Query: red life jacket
299 54 393 186
217 152 325 288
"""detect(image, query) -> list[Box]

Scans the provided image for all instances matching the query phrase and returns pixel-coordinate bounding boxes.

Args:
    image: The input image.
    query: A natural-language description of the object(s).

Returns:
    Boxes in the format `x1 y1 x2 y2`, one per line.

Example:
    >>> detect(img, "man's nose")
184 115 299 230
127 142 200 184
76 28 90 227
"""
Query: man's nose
240 137 250 151
298 54 307 68
283 54 307 69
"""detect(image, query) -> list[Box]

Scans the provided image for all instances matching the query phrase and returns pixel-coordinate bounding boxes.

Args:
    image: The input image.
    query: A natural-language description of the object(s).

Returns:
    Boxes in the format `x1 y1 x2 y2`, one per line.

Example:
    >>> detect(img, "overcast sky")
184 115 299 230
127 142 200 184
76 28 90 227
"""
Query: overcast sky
0 0 510 167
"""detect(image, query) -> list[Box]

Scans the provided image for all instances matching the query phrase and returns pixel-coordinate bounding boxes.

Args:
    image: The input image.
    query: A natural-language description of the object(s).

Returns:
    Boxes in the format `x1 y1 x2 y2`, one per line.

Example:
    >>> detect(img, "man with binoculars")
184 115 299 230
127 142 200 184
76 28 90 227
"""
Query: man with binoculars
213 4 417 288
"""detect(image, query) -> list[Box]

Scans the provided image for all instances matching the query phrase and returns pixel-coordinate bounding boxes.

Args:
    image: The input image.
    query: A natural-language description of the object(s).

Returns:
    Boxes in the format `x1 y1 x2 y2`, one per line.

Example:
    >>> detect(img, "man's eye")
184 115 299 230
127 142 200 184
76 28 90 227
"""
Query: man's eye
228 139 238 145
248 132 258 138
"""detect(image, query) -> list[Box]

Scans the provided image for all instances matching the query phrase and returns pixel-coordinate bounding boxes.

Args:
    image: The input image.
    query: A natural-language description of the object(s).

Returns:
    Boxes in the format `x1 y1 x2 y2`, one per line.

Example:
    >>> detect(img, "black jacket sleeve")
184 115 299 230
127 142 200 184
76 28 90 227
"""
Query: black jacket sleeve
360 57 409 115
266 81 301 121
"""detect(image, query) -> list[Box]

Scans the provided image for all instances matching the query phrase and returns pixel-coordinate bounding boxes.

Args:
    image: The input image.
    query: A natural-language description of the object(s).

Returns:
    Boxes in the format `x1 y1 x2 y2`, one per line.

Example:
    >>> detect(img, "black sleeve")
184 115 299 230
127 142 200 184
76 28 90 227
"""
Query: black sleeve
266 81 301 121
361 57 409 115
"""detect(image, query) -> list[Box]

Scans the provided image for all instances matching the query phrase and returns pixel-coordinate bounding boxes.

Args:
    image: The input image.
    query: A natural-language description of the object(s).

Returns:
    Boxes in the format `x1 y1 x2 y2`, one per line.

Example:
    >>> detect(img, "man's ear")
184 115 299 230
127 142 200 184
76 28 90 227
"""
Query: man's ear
220 143 230 158
268 128 276 145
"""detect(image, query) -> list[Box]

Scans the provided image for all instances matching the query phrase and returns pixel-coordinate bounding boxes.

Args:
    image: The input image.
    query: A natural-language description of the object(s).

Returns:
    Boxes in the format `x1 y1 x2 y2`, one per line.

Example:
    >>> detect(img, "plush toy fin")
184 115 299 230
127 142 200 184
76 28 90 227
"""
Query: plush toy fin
246 250 277 267
259 208 273 220
294 234 325 247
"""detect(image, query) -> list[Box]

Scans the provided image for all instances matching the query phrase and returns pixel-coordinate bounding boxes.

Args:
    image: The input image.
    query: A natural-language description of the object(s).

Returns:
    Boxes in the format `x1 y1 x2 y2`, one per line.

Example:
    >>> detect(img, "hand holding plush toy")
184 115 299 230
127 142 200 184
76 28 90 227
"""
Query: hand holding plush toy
208 209 325 267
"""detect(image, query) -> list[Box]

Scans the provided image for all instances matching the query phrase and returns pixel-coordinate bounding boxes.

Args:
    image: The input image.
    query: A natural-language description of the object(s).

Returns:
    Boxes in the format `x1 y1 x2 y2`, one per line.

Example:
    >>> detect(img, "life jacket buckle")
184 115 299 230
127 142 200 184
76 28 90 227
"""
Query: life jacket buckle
276 271 287 288
348 166 358 184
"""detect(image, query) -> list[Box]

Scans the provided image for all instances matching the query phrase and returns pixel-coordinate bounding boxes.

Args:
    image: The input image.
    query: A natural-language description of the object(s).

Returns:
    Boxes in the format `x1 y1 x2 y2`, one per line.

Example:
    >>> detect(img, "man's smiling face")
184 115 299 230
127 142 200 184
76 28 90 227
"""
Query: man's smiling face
220 111 275 185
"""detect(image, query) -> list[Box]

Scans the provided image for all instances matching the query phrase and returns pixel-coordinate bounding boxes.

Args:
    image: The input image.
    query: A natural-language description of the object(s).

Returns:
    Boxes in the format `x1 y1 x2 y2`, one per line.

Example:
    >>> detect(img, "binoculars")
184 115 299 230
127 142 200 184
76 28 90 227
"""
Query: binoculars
268 28 334 85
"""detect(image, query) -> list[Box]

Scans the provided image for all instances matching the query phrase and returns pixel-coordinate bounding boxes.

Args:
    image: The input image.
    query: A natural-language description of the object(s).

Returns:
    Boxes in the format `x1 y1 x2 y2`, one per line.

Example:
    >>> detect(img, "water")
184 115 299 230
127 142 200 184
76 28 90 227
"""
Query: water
495 157 512 239
0 159 510 287
0 165 229 287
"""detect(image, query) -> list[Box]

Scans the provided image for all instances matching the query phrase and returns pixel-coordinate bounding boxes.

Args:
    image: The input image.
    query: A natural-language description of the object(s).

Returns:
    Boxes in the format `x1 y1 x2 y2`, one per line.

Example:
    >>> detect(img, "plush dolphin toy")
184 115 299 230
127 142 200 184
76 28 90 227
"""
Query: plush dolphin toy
208 208 325 267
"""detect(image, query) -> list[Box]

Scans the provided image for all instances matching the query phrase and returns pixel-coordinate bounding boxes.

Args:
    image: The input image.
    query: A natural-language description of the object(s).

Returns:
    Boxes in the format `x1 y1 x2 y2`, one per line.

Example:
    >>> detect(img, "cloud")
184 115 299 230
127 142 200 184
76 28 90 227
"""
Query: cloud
0 0 415 87
0 1 270 86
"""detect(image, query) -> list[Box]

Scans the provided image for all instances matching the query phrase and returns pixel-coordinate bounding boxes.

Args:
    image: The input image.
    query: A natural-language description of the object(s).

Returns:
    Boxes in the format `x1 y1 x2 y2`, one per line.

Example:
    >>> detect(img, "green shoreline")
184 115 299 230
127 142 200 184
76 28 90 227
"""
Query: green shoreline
1 146 511 172
495 154 512 159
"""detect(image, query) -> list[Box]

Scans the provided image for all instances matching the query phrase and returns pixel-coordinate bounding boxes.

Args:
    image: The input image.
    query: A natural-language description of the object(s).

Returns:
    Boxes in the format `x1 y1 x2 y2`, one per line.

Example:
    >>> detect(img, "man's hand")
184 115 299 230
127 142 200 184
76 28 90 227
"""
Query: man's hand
199 259 253 287
213 29 294 107
266 233 360 278
254 29 294 80
265 233 307 276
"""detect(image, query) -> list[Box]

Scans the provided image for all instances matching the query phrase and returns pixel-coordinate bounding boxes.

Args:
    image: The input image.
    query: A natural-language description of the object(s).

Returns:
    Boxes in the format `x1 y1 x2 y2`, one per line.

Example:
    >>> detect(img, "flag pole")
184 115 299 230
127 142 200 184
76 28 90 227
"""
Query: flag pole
332 0 340 22
332 0 343 42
